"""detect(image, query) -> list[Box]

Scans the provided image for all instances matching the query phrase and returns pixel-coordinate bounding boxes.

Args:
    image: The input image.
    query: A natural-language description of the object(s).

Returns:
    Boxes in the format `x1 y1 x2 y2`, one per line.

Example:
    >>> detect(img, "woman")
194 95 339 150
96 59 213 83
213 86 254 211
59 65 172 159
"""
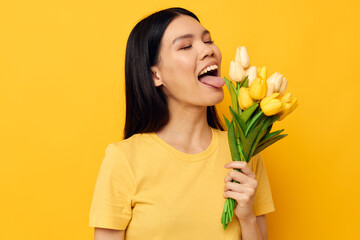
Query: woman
89 7 275 240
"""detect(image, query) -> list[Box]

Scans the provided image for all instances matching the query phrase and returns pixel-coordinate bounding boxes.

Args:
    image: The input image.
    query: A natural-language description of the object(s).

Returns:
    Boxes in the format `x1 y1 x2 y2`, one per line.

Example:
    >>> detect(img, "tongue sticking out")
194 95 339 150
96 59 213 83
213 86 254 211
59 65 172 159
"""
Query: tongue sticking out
199 75 225 88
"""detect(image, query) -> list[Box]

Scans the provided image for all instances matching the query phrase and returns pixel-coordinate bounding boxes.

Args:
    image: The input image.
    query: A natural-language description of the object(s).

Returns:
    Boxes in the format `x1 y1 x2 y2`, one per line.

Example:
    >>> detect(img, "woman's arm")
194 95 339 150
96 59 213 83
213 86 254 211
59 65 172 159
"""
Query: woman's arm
256 215 268 240
236 214 268 240
94 228 125 240
224 161 269 240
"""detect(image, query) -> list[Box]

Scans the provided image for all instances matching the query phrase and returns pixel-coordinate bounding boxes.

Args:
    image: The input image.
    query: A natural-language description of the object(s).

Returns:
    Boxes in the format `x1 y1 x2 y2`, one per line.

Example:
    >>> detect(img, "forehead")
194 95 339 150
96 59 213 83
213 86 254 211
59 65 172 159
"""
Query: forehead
162 15 207 45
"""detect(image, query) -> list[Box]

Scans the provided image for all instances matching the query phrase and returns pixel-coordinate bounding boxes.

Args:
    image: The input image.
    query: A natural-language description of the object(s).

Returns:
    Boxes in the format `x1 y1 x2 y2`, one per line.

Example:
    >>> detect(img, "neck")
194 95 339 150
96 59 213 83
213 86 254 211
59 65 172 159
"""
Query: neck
155 101 213 154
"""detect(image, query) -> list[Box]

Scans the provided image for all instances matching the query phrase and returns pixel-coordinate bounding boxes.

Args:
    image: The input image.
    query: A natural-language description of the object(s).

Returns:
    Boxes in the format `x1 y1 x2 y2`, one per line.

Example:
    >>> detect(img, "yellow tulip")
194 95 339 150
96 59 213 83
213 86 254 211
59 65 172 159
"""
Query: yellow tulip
229 60 245 82
281 92 293 103
260 93 285 116
279 93 298 120
257 66 267 80
249 77 267 100
238 87 254 110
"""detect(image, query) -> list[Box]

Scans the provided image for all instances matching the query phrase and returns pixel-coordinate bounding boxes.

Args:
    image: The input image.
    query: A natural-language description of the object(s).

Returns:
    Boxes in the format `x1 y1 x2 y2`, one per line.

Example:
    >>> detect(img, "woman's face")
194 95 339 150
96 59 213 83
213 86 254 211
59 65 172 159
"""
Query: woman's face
151 14 224 109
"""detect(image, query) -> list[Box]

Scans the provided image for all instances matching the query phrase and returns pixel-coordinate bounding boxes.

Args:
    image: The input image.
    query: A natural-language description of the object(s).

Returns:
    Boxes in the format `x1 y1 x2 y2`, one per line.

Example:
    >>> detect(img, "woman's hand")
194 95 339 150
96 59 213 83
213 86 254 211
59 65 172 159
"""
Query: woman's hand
223 161 258 222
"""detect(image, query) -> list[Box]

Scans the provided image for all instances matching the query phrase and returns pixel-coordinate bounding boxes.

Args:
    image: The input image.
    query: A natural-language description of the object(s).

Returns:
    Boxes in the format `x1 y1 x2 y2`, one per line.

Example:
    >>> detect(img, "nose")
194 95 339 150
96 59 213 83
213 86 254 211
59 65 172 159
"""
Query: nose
199 42 215 60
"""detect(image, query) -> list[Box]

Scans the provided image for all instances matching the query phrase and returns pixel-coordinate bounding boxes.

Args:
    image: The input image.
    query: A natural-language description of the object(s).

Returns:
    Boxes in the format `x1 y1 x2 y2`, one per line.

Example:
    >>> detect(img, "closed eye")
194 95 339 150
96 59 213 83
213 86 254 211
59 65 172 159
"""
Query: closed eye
181 45 192 50
180 40 214 50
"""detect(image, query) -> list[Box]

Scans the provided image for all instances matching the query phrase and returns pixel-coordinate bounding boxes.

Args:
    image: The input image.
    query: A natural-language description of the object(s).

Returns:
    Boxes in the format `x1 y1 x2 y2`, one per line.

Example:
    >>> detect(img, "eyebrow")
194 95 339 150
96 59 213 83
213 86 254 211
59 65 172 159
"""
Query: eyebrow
172 30 210 45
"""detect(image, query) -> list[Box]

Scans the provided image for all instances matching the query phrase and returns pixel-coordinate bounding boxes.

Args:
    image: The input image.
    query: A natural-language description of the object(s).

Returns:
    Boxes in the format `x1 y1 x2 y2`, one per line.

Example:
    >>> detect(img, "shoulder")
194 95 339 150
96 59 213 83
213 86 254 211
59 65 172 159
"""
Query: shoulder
108 133 152 153
102 133 153 165
100 134 153 177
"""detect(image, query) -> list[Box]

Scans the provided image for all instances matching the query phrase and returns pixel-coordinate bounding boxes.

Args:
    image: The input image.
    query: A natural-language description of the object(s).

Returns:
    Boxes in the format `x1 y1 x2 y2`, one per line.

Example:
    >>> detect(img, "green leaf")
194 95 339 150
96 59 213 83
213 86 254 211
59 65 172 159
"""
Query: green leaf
223 115 230 130
245 111 264 137
240 102 259 124
253 134 288 155
225 77 241 115
230 107 246 137
229 82 240 114
224 76 231 92
236 143 246 161
248 116 279 159
261 123 273 142
243 122 264 161
240 75 249 88
233 118 246 146
269 115 280 125
228 121 241 162
259 129 284 145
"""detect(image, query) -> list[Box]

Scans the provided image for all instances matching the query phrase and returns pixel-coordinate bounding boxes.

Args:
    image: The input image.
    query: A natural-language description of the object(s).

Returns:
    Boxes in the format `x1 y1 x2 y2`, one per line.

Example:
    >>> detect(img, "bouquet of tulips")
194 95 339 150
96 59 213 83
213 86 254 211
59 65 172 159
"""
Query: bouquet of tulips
221 46 298 229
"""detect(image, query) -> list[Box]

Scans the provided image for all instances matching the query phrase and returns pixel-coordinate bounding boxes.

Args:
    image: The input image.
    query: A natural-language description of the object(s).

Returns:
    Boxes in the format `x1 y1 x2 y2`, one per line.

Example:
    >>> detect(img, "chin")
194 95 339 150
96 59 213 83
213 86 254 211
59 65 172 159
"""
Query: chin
205 90 224 106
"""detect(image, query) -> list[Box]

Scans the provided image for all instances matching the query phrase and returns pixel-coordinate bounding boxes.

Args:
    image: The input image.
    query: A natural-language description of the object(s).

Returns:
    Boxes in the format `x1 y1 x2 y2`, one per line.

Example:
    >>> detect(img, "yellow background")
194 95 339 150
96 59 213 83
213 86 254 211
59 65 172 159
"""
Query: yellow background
1 0 359 239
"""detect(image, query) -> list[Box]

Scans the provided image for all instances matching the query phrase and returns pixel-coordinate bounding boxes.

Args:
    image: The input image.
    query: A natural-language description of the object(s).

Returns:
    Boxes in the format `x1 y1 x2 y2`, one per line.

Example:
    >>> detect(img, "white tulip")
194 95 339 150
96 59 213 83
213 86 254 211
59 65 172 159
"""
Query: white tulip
266 83 275 96
229 60 245 82
266 72 283 92
235 46 250 69
245 66 257 87
279 77 288 96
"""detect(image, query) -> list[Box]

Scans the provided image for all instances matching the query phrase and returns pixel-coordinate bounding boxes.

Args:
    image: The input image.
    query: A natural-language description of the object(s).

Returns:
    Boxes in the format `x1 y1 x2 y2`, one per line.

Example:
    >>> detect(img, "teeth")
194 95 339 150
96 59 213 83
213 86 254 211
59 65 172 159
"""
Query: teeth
199 65 218 76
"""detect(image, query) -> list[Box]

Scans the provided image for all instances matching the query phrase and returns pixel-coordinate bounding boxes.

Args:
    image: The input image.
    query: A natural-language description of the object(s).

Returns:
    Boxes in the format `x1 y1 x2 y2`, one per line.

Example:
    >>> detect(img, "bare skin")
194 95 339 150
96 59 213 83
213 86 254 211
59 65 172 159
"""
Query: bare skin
94 14 269 240
94 228 124 240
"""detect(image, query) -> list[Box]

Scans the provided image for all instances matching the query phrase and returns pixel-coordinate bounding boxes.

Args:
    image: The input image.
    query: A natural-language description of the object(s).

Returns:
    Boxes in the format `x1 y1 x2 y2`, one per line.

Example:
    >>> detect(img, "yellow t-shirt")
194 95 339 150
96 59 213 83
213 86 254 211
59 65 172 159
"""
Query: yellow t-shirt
89 128 275 239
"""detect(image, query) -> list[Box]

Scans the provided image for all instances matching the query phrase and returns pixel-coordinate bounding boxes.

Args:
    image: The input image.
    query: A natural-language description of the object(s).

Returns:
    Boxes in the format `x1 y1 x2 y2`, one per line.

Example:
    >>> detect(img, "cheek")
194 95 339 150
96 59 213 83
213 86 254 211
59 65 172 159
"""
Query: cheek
174 54 196 74
214 47 222 75
215 46 222 63
162 54 196 80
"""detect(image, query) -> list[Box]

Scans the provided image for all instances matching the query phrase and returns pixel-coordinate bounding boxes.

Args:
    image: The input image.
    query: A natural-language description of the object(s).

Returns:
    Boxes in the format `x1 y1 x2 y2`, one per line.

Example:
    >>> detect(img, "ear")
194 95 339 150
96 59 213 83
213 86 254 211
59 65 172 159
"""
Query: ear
151 66 163 87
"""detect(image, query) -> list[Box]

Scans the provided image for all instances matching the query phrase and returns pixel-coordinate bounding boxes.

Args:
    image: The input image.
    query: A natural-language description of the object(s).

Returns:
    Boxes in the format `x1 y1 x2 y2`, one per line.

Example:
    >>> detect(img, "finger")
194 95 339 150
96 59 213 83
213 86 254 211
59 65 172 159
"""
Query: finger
223 190 251 205
224 181 254 194
224 170 247 184
224 161 256 179
224 170 258 188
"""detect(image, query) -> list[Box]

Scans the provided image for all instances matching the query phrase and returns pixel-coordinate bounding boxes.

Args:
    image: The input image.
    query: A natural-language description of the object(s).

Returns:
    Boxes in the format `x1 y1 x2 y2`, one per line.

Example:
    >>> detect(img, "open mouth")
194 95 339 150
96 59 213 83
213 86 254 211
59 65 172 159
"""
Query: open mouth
198 65 219 81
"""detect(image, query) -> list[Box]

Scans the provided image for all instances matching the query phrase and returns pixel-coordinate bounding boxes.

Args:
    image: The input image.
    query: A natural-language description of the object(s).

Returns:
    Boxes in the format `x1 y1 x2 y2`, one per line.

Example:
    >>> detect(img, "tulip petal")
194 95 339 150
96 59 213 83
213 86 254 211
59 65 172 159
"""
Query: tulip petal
258 66 267 80
238 87 254 110
229 60 245 82
267 72 283 91
249 77 267 100
246 66 257 87
279 77 288 96
266 83 275 97
235 46 242 63
240 46 250 69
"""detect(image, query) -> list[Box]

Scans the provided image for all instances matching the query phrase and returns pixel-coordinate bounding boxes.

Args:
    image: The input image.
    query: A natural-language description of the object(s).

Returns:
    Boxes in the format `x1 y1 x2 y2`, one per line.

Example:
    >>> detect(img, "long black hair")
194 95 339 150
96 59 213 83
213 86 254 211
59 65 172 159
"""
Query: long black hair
124 7 224 139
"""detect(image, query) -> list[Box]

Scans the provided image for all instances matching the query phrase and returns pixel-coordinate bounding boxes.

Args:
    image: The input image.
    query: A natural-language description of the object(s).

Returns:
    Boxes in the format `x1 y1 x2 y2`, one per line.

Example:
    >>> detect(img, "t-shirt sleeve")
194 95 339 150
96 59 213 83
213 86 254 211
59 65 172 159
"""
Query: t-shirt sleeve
89 143 136 230
249 153 275 216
